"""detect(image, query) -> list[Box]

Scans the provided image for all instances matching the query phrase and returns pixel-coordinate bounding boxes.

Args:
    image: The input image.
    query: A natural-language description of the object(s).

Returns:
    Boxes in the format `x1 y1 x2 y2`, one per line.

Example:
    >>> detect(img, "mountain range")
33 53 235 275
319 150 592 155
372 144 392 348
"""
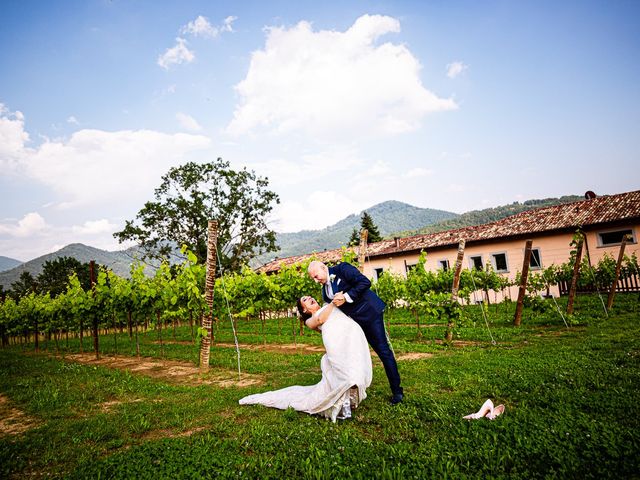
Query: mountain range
0 255 23 273
0 244 169 290
0 195 582 290
252 200 457 266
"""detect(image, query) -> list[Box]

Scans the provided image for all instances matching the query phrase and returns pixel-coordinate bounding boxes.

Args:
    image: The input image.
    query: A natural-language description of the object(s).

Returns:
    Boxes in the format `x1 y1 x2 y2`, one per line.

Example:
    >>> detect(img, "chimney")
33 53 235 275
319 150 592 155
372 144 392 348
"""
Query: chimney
394 237 400 248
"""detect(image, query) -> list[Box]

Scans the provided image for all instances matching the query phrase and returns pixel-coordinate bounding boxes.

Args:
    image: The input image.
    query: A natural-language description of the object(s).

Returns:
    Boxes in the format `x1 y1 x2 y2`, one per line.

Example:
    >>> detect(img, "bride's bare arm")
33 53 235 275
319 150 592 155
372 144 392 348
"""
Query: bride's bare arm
305 302 335 330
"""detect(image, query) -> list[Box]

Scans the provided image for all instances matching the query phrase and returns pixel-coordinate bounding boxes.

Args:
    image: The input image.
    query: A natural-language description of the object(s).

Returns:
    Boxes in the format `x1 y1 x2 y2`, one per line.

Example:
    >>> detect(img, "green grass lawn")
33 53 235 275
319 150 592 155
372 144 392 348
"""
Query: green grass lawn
1 294 639 479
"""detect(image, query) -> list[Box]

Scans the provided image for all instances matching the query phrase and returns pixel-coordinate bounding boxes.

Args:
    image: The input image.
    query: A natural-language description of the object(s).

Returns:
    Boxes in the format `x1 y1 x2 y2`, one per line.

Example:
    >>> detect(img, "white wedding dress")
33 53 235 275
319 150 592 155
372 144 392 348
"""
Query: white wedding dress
239 305 372 422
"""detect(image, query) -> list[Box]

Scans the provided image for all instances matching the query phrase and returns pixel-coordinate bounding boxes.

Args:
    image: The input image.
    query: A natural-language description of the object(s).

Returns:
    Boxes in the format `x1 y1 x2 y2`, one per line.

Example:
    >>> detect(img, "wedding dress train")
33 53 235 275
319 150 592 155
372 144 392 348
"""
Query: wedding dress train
239 305 372 422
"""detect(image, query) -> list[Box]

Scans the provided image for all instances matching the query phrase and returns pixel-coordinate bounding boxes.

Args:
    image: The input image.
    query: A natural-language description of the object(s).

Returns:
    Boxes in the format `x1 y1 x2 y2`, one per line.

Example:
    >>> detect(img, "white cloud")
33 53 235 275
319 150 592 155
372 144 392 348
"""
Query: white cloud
157 38 195 70
446 61 468 79
446 183 468 193
0 103 29 169
71 219 117 235
1 110 211 208
21 128 211 207
247 147 364 188
67 115 79 125
273 190 366 233
180 15 237 38
403 167 433 178
181 15 217 37
222 16 237 32
362 160 392 177
176 112 203 131
226 14 457 139
0 212 47 237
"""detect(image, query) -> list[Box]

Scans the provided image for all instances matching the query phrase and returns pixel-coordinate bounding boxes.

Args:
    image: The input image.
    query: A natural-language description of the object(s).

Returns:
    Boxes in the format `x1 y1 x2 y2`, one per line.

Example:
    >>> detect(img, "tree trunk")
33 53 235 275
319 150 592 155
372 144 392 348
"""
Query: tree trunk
134 316 140 357
514 240 534 326
446 239 466 342
199 220 218 371
89 260 99 360
607 235 629 310
566 237 584 315
34 318 39 353
157 311 164 358
127 310 133 340
113 313 118 354
358 229 368 272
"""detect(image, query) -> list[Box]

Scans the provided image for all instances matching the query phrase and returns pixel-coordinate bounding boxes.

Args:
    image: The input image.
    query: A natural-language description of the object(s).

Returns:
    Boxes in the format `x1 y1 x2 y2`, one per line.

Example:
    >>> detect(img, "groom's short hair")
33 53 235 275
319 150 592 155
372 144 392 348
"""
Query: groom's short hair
308 260 326 274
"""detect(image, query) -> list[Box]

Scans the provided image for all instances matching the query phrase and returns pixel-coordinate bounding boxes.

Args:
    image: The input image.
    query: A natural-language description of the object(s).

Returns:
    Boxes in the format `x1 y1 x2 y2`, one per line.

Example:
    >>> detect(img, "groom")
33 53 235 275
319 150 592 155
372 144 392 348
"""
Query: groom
308 260 403 405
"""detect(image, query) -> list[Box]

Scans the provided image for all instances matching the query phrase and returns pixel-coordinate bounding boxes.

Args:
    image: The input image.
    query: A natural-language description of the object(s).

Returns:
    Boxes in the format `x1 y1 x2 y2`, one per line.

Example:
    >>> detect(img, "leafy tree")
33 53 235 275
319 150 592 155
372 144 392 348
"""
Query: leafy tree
10 271 38 299
113 159 280 273
37 257 92 297
349 211 383 245
348 228 359 246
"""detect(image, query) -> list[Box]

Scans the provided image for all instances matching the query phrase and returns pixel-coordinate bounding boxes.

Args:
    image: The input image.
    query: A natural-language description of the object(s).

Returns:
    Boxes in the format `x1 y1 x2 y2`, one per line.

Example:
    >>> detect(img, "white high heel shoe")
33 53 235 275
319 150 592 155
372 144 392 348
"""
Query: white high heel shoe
463 399 494 419
463 399 505 420
486 403 505 420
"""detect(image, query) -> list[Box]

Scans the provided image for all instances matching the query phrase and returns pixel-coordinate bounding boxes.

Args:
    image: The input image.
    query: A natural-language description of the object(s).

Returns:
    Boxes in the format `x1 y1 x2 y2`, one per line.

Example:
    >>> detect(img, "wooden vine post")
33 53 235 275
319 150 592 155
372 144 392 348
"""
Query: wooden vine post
90 260 100 360
446 239 465 342
0 294 7 348
566 234 584 315
514 239 533 327
357 228 368 272
606 234 630 310
199 220 218 371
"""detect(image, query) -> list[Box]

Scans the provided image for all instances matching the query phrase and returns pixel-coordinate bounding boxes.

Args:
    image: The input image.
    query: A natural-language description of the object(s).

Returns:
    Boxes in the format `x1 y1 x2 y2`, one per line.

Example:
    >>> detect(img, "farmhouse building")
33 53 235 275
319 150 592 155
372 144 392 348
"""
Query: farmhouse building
258 190 640 299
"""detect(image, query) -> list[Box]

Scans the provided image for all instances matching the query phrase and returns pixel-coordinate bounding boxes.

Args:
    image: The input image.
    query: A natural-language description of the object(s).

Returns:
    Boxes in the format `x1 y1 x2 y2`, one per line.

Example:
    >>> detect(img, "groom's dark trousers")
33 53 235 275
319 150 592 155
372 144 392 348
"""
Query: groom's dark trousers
322 262 403 396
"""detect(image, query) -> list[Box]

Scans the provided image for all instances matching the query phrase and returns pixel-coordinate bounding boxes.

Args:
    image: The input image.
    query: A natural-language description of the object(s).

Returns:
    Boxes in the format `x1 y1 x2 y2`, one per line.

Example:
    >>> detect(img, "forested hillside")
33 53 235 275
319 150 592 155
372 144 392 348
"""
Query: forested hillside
253 200 458 266
395 195 583 237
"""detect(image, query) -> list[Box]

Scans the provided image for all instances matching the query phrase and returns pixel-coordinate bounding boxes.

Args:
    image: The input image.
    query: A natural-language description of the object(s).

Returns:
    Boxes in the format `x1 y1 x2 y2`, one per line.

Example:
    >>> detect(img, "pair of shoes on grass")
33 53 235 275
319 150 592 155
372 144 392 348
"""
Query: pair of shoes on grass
463 399 505 420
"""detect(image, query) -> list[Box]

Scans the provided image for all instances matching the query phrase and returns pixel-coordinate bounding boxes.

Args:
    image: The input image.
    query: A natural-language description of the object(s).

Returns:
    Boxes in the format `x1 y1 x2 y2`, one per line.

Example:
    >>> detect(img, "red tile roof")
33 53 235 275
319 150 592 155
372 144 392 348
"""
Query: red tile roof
258 190 640 273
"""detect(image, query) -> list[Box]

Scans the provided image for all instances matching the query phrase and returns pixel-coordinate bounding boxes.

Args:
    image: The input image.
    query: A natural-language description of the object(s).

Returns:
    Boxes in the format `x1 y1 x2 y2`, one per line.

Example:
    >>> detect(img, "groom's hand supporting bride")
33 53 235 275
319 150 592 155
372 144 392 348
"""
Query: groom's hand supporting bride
332 292 346 306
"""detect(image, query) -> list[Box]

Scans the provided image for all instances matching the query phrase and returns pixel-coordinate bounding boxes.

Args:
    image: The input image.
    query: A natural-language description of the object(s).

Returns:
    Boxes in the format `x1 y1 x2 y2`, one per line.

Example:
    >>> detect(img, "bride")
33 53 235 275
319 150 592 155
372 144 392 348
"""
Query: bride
238 296 372 422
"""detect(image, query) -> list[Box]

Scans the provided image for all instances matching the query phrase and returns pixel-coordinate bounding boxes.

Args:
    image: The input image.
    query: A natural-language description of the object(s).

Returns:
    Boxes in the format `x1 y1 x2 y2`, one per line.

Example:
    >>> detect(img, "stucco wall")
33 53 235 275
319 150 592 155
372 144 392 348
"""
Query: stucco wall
362 225 639 302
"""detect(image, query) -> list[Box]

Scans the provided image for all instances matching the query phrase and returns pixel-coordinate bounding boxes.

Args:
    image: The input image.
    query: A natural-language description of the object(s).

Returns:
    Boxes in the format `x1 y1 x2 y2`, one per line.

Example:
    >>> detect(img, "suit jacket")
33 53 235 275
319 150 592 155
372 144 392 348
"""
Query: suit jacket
322 262 385 324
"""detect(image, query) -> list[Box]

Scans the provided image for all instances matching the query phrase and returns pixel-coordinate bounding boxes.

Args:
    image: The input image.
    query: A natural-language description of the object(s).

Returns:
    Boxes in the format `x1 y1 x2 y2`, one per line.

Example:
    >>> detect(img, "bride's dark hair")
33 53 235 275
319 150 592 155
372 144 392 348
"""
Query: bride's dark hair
296 297 312 322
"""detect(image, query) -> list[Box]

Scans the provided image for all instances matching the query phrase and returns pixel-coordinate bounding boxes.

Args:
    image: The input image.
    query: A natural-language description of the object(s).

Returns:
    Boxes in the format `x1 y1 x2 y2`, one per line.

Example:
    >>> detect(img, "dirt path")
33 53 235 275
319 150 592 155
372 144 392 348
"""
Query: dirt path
154 339 478 358
396 352 434 361
53 336 468 386
0 394 39 436
59 353 263 388
153 340 327 355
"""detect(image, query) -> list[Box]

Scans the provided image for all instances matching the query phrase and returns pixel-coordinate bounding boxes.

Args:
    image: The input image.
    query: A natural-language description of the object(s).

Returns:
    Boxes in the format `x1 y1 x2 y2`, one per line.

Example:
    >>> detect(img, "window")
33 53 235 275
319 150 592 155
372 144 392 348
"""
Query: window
405 263 417 274
529 248 542 270
438 259 450 271
597 228 635 247
491 253 508 272
469 255 483 270
374 267 384 280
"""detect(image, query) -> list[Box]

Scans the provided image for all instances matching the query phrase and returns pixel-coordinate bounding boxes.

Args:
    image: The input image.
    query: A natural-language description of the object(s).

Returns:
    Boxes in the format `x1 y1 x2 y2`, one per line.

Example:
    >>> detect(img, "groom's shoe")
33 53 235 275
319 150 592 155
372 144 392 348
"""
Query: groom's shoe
390 393 404 405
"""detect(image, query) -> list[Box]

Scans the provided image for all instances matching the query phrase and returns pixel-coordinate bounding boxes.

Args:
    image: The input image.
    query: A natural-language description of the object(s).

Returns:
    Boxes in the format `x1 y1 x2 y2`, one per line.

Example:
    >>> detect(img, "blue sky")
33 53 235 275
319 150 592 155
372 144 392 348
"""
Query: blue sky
1 0 639 261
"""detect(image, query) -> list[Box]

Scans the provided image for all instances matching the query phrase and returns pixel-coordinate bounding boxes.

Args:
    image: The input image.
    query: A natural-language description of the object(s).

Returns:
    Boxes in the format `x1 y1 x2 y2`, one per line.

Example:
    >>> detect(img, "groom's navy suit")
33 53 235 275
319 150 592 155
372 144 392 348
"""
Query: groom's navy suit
322 262 403 396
